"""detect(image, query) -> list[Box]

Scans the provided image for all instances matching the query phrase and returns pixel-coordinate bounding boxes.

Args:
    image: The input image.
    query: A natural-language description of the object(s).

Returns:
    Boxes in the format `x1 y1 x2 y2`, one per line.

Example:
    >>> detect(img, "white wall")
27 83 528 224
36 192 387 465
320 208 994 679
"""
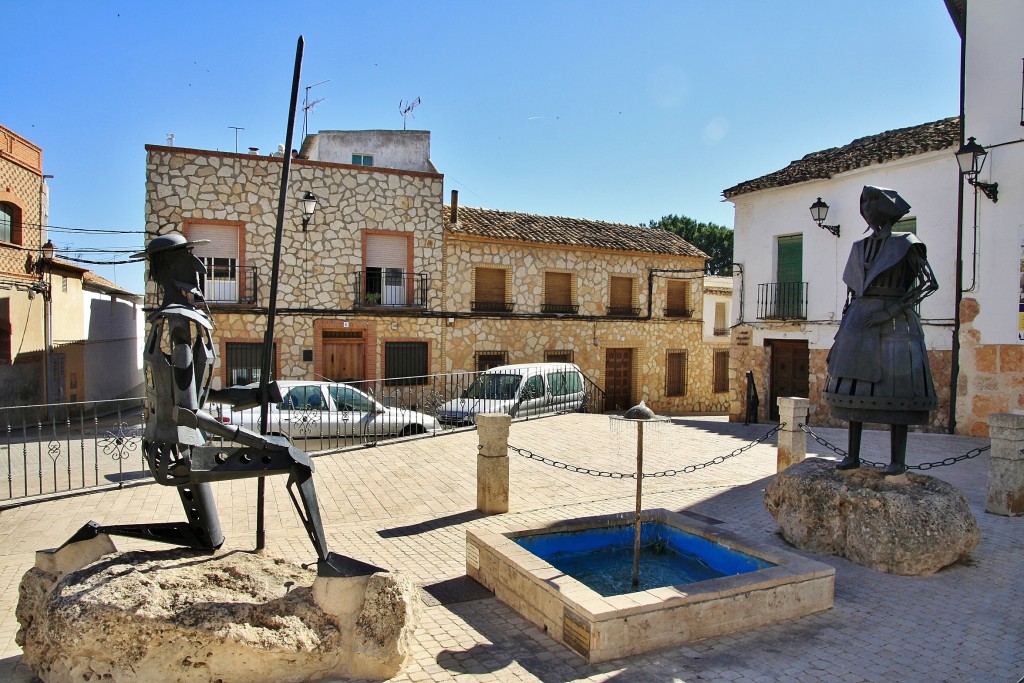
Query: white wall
82 291 144 400
306 130 435 173
963 0 1024 345
730 148 960 351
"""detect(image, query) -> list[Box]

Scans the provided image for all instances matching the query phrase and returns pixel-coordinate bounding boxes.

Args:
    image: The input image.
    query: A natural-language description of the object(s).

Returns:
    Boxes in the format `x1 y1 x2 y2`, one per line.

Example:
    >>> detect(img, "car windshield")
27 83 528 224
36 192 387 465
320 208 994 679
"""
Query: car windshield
279 385 331 411
328 385 378 413
464 374 521 401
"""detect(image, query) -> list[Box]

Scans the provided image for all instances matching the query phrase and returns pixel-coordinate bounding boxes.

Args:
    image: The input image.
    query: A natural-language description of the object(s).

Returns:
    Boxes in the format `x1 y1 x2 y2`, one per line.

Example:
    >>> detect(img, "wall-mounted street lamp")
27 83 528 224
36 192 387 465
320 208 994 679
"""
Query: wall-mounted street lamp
300 191 319 231
809 198 840 237
955 137 999 202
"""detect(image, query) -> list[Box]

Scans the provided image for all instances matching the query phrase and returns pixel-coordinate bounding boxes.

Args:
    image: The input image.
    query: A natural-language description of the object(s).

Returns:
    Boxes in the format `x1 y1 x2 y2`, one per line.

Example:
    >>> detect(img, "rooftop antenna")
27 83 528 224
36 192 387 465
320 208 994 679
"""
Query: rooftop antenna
302 79 329 138
399 97 421 130
166 133 175 146
229 126 245 153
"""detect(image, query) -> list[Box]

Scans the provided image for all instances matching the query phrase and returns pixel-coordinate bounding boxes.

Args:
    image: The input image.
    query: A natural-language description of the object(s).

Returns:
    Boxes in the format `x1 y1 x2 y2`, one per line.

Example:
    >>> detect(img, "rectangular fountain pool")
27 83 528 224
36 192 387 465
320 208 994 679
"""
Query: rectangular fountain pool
514 521 774 596
467 509 834 663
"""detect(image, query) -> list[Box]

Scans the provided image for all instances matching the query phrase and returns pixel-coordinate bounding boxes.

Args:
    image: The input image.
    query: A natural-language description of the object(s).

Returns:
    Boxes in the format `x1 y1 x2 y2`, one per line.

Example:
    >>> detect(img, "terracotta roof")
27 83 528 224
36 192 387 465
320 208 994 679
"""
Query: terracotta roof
83 271 142 299
703 275 733 293
722 116 960 199
444 205 708 259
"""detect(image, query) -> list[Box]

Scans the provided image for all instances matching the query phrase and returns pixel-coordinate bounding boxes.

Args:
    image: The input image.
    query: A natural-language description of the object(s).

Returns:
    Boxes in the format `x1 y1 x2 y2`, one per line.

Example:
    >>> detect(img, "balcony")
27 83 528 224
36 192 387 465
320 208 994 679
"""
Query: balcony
540 303 579 315
607 306 642 317
355 270 428 309
757 282 808 320
146 265 260 307
472 300 515 313
713 327 730 336
664 307 694 318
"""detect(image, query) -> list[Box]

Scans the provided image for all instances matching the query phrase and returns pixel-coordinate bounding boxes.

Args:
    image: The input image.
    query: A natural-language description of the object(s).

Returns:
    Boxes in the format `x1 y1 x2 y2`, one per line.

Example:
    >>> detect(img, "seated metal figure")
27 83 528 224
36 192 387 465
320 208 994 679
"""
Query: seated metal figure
822 186 939 475
66 233 378 577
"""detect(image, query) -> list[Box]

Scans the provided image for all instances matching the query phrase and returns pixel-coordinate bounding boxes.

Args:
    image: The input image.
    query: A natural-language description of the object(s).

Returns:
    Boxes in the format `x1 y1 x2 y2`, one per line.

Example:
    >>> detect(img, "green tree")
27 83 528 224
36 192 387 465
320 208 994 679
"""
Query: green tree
648 214 733 275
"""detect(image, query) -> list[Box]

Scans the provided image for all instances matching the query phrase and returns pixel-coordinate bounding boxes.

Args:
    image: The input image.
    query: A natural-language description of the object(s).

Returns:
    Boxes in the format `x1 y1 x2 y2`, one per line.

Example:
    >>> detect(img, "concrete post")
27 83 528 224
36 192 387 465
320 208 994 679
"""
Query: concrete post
986 413 1024 516
776 397 810 473
476 413 511 514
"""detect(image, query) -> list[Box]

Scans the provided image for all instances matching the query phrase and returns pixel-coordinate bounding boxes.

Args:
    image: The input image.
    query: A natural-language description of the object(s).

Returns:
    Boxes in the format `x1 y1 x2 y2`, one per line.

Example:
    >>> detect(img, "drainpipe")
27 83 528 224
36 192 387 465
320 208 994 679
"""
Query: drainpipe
949 11 967 435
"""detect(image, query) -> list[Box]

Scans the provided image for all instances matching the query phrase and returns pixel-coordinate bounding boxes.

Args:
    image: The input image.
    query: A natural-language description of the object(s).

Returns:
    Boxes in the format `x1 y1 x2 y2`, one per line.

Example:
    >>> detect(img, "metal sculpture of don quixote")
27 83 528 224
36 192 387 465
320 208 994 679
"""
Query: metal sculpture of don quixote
823 185 939 476
60 35 379 579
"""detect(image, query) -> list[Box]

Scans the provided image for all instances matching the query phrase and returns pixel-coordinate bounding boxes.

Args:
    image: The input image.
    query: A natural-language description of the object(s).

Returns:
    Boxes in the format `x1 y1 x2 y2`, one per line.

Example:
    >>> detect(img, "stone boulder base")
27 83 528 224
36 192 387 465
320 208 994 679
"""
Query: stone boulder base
17 546 418 683
764 458 979 575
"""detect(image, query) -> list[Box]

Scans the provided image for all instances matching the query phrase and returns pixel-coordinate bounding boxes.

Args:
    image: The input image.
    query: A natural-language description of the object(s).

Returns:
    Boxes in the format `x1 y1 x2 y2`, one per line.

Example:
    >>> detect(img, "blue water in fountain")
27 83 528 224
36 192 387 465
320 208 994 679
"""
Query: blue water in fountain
514 521 774 597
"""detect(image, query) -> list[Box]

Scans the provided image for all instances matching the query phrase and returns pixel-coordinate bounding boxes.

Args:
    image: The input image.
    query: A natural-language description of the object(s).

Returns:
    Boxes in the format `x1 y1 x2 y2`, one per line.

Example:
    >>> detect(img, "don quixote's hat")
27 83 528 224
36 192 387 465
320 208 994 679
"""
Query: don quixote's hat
131 232 210 260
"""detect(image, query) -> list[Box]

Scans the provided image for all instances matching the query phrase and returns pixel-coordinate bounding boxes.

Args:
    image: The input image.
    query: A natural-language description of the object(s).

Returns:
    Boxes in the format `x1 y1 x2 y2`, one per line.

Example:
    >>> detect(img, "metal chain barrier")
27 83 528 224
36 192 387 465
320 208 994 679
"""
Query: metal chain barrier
798 423 990 470
506 422 785 479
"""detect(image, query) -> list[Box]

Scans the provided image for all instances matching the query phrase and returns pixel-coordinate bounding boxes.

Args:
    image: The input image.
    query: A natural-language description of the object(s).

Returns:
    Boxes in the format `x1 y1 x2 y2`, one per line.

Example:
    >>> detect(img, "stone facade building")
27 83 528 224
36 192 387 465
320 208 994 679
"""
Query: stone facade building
144 131 728 415
723 117 960 430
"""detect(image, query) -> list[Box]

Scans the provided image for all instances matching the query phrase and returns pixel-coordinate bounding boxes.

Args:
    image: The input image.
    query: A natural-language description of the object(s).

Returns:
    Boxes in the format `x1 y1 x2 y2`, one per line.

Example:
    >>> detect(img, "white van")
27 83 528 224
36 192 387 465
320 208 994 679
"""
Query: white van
437 363 587 426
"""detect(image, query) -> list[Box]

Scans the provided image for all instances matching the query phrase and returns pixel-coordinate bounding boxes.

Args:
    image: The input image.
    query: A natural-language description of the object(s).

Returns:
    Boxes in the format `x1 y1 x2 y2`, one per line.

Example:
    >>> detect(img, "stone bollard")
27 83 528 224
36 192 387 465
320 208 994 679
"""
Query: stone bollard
476 413 511 514
776 397 810 473
987 413 1024 516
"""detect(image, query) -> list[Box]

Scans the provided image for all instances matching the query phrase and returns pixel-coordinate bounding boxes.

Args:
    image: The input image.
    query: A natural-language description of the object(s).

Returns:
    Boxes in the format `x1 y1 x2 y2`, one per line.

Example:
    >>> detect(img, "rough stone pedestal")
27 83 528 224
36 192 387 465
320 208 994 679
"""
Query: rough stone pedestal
17 539 418 683
987 413 1024 515
764 457 979 575
476 413 511 514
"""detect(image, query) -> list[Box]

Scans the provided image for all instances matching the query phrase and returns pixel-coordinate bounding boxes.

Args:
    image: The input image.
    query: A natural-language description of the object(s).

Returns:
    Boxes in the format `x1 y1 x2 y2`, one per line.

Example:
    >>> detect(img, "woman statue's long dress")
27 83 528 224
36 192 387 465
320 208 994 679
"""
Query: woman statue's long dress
822 186 939 475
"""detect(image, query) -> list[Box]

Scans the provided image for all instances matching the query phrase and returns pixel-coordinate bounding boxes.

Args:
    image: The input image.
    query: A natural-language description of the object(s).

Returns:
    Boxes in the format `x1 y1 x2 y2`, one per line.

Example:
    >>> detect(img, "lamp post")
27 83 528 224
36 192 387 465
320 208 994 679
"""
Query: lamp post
37 240 55 410
300 191 319 231
956 137 999 202
809 198 841 237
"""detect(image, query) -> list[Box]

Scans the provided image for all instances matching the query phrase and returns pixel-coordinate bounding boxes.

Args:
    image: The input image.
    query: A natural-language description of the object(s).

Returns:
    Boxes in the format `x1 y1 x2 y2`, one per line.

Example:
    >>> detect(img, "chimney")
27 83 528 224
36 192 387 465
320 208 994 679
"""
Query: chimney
248 146 259 155
451 190 459 224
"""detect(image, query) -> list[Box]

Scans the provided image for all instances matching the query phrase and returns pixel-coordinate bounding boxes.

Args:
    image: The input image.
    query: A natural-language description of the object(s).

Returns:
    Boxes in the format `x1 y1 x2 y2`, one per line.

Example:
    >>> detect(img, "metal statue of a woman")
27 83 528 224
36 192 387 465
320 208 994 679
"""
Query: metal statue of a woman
822 186 939 475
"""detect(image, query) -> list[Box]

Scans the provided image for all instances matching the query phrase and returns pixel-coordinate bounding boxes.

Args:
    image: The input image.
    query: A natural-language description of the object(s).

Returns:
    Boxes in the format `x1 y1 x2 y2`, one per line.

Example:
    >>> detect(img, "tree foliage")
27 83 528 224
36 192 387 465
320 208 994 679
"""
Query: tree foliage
648 214 734 275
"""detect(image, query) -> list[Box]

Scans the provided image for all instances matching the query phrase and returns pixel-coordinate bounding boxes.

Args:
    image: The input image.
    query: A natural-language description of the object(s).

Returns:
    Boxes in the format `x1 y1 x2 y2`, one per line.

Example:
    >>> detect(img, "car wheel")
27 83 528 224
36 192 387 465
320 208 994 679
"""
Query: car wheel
400 424 425 436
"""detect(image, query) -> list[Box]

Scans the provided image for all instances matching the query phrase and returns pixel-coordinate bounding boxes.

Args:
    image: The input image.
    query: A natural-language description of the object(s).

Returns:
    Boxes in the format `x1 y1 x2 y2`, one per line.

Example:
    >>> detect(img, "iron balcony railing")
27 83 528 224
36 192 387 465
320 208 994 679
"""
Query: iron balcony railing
713 327 730 336
757 282 808 320
664 307 694 318
144 265 260 307
540 303 579 314
607 306 642 317
355 270 429 308
472 300 515 313
1 368 605 502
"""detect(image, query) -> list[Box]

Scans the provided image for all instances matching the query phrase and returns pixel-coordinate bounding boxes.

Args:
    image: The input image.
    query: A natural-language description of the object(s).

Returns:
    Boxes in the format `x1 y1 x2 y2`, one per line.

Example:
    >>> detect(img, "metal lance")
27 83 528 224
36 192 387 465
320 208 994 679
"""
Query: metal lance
256 35 305 550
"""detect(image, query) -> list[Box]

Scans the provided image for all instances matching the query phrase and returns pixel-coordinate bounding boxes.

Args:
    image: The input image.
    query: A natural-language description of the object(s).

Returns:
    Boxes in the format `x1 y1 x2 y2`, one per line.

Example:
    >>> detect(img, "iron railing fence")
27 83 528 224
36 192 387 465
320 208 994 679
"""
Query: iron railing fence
354 270 429 308
2 368 606 502
0 398 147 502
756 282 808 320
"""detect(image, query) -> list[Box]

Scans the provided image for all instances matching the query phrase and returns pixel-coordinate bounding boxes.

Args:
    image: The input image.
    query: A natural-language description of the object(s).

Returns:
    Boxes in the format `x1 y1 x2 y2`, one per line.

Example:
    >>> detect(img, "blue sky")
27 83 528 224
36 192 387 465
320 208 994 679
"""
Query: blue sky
3 1 960 290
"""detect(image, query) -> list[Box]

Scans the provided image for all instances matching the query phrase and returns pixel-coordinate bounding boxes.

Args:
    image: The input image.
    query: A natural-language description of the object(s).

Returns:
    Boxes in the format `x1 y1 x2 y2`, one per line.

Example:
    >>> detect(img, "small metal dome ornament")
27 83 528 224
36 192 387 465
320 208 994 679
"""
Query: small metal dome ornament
623 400 656 421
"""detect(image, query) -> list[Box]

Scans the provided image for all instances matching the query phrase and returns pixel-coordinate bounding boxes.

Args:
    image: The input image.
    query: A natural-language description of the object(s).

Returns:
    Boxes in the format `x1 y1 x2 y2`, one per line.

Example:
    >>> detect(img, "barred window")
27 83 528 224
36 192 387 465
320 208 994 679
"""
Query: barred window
544 349 574 364
384 341 428 385
225 342 275 386
713 350 730 393
474 350 508 371
666 350 687 397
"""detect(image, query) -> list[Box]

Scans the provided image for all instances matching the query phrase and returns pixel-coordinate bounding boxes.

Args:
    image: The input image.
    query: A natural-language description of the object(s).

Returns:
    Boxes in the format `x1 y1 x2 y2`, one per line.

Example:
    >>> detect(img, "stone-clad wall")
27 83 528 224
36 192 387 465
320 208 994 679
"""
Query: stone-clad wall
957 297 1024 437
145 147 445 309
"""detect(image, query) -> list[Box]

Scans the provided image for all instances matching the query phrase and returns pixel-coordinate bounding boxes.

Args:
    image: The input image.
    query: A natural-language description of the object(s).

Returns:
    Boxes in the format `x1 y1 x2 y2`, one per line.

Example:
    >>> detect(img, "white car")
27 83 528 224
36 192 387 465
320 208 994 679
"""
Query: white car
219 381 439 446
438 363 587 426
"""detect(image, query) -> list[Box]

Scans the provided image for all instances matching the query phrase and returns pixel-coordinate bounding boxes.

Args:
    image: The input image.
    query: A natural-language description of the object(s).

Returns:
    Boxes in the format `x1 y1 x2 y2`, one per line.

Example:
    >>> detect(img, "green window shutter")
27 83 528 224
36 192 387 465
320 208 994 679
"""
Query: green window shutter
894 217 917 234
777 235 803 283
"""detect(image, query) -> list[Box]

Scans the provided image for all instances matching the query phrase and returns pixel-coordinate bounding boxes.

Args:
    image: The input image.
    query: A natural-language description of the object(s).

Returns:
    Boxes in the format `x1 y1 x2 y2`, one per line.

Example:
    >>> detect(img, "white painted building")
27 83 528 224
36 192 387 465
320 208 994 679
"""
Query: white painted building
723 118 960 428
950 0 1024 436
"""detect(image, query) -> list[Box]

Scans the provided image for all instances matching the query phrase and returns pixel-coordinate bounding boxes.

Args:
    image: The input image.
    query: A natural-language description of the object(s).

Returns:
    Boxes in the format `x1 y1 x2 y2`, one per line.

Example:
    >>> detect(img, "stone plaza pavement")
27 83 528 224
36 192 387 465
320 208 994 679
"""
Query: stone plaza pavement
0 414 1020 682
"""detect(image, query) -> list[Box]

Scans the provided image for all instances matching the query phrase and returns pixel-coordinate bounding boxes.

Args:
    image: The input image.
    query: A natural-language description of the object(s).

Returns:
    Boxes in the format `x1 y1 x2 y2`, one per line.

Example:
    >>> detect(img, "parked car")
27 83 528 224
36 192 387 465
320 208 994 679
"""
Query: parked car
437 363 587 426
216 381 439 447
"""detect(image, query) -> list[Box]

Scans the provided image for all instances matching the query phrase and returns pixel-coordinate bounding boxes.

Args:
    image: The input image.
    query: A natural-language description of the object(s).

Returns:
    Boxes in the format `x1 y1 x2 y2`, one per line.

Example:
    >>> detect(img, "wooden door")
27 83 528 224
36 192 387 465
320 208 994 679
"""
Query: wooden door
768 340 809 421
604 348 634 412
322 331 364 382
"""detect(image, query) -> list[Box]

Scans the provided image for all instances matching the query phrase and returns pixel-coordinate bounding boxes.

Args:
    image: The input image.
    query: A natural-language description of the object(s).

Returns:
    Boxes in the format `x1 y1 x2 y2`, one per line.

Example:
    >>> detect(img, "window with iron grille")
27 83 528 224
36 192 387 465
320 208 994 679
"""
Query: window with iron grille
712 350 730 393
384 341 429 385
544 349 574 364
665 350 687 396
665 280 692 317
225 341 276 386
475 350 508 371
473 267 511 312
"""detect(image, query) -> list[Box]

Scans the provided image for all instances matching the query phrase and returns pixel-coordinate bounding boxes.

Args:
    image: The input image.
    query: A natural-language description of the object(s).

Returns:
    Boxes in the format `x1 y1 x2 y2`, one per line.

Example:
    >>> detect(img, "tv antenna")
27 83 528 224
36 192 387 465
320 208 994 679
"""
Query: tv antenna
166 133 175 146
399 97 421 130
303 79 329 138
228 126 245 153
